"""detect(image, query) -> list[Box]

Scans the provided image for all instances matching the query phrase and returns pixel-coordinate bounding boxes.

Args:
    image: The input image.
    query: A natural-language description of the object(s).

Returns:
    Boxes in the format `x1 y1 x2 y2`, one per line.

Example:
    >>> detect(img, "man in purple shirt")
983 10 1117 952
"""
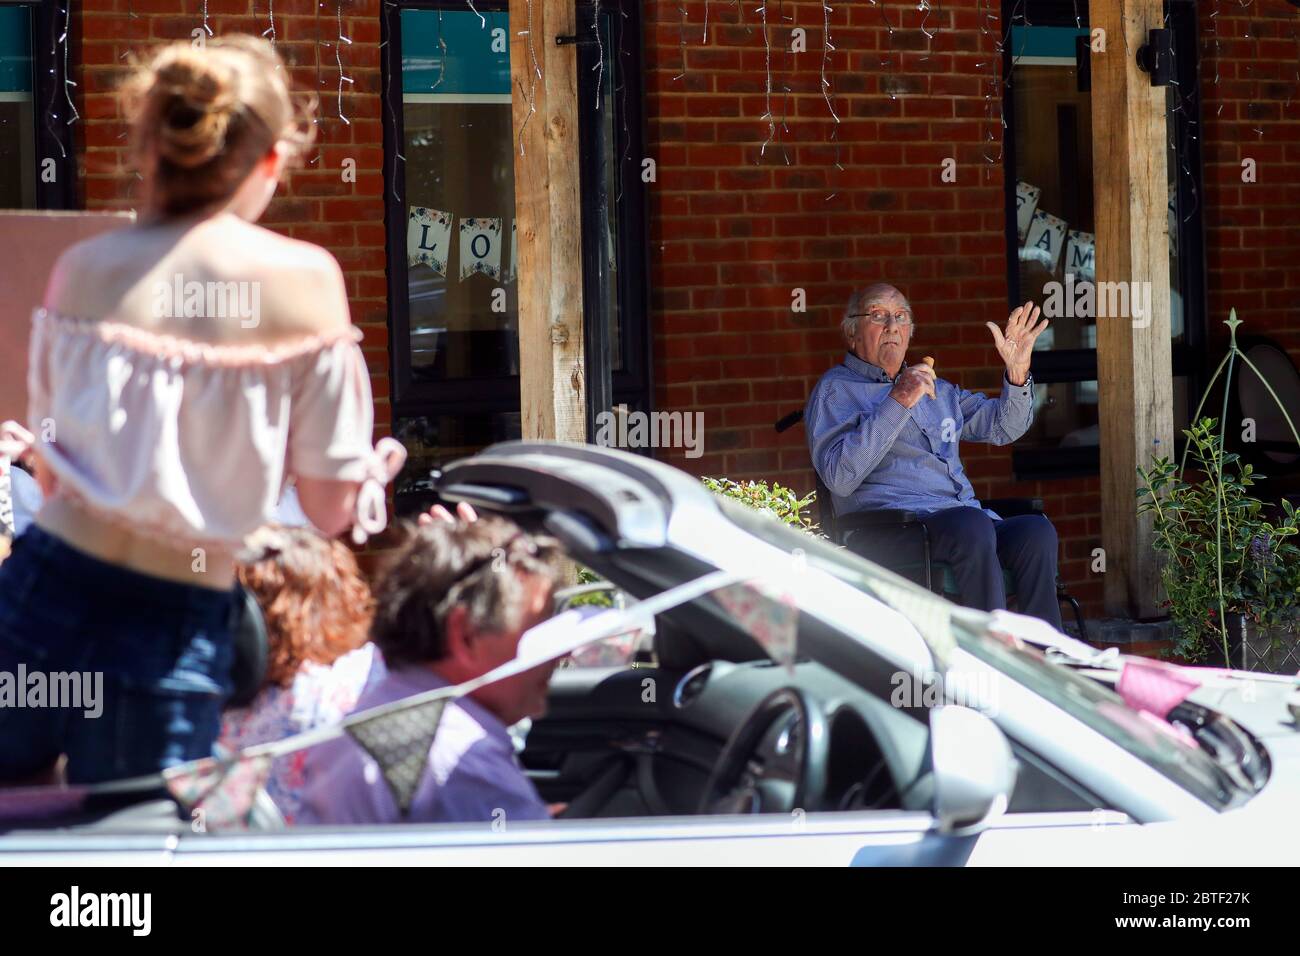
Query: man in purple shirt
297 511 562 826
806 283 1062 628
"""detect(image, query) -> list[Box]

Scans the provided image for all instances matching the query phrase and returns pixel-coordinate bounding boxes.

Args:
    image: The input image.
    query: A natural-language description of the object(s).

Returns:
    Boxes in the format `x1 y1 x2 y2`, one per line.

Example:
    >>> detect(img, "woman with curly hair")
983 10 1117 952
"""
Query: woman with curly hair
220 525 382 823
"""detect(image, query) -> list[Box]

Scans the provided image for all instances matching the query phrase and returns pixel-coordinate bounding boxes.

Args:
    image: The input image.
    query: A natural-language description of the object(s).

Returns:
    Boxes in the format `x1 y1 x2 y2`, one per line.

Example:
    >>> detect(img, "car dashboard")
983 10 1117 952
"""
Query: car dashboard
525 657 931 817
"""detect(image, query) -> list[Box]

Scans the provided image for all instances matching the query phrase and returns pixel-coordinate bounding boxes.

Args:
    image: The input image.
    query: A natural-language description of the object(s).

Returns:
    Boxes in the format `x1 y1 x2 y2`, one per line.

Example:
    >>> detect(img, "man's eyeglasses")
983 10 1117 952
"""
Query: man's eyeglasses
850 310 913 328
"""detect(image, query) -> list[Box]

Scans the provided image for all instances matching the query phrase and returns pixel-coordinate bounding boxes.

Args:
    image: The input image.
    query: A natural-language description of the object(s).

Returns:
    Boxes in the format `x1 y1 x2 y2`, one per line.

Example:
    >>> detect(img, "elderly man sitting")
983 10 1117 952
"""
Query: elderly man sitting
805 282 1062 629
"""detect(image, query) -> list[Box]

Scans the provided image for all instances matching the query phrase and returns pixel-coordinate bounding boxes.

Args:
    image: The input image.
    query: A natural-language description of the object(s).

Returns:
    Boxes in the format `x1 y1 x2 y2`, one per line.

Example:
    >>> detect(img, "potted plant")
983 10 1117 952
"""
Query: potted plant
1137 417 1300 670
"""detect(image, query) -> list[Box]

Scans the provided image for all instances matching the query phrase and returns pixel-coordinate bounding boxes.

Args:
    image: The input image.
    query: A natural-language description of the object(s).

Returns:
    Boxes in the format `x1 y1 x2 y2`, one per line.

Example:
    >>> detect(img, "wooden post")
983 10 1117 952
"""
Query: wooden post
1089 0 1175 618
509 0 586 443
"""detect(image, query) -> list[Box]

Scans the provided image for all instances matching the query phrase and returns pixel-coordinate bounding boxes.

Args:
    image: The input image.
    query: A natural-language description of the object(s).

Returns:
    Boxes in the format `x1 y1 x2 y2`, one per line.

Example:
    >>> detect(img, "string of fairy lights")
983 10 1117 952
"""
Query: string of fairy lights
30 0 1300 205
263 0 278 46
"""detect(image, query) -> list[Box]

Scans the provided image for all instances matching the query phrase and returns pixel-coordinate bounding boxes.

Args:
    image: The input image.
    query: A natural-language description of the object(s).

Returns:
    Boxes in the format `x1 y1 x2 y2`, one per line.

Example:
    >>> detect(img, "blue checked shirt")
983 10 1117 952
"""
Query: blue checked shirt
806 352 1035 519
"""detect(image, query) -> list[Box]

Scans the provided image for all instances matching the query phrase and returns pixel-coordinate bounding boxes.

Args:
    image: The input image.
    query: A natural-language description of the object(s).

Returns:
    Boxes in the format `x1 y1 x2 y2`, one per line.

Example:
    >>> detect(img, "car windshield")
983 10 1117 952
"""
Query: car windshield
716 499 1246 810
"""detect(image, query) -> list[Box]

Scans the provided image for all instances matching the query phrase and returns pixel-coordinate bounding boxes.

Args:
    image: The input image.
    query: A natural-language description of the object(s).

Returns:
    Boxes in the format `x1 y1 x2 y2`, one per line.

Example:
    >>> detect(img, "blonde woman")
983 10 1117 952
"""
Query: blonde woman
0 36 402 786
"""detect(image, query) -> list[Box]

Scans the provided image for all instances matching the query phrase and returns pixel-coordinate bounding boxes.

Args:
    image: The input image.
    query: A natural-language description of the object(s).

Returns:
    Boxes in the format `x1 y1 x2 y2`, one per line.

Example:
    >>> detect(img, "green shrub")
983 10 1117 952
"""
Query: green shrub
1138 417 1300 662
701 477 821 537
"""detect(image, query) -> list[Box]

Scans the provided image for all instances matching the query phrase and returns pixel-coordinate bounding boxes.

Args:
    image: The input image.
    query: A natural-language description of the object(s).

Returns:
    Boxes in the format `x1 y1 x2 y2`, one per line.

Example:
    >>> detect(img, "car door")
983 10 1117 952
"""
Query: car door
151 809 971 866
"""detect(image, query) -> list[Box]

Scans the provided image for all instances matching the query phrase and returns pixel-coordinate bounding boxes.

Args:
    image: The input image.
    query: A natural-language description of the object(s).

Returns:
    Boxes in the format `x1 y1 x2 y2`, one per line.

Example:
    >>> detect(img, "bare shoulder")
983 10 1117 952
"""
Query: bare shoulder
42 215 354 345
42 225 139 317
228 223 351 340
197 217 353 340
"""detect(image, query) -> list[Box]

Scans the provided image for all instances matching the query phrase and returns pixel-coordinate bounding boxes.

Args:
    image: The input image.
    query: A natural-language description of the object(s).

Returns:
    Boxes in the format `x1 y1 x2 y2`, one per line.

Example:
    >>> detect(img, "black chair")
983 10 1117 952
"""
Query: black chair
775 409 1088 639
227 584 269 709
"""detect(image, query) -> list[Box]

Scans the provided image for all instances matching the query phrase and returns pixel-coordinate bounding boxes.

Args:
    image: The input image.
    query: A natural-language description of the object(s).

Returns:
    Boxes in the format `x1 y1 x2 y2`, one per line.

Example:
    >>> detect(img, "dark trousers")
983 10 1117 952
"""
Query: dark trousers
848 507 1063 630
0 525 236 785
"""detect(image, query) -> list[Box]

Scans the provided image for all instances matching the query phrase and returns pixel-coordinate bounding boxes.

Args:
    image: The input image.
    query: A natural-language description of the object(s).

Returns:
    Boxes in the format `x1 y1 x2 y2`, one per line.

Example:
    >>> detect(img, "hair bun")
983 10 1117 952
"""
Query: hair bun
122 36 314 216
147 47 240 169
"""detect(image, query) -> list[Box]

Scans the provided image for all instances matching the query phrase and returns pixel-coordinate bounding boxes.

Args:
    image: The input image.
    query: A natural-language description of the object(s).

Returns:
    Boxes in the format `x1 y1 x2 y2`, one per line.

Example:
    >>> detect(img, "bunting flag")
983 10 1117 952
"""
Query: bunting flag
1015 181 1042 242
407 206 453 276
1117 657 1201 721
1064 229 1096 282
712 580 799 673
860 573 957 671
164 754 273 831
459 216 503 281
345 697 450 814
1024 209 1068 274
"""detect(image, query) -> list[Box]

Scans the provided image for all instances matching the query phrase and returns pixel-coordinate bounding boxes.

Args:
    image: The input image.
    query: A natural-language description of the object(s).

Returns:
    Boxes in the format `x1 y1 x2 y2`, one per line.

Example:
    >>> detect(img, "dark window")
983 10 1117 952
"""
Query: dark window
380 0 652 514
1002 0 1206 480
0 0 78 208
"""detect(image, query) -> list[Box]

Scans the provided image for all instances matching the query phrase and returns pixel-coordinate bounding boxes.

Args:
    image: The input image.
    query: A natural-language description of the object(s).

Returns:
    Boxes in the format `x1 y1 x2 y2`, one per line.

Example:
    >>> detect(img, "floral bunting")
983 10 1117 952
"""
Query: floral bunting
459 217 504 281
407 206 453 276
1024 208 1068 275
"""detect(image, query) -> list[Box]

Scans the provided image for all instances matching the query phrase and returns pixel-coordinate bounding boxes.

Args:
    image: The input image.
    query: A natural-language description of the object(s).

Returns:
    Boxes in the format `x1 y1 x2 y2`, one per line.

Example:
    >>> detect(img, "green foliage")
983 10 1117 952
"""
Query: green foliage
1137 417 1300 663
568 564 615 608
701 476 822 537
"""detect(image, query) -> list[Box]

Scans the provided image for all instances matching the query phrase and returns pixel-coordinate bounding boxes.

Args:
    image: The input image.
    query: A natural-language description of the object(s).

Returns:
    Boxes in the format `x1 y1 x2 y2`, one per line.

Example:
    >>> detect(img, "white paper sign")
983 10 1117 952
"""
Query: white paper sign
407 206 453 276
1015 181 1042 242
459 217 503 281
1024 209 1067 274
1064 229 1096 282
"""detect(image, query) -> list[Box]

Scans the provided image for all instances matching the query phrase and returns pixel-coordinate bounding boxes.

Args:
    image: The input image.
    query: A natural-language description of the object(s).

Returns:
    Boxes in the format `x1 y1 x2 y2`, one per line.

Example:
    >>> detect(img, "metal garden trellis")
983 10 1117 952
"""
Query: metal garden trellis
1169 309 1300 662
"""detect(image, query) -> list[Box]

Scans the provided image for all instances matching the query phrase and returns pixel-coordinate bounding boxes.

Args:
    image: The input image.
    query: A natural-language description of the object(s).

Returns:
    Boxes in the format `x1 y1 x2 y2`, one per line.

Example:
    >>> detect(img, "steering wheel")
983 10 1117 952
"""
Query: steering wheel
698 687 830 815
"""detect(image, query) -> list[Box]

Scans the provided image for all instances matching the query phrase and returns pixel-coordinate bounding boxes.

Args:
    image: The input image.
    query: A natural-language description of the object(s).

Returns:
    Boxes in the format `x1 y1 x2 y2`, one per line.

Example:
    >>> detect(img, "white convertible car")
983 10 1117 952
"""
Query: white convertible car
3 442 1300 865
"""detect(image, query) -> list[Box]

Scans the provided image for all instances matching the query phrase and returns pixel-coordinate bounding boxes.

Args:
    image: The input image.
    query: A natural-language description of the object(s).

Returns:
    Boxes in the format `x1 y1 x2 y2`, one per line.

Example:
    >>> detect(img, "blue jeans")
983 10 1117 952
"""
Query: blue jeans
848 507 1063 629
0 525 236 785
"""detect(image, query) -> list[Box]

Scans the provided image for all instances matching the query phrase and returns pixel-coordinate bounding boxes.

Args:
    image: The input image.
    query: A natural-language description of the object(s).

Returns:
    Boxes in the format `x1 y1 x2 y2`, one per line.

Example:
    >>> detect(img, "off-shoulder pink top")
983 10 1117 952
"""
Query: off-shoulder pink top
27 308 398 547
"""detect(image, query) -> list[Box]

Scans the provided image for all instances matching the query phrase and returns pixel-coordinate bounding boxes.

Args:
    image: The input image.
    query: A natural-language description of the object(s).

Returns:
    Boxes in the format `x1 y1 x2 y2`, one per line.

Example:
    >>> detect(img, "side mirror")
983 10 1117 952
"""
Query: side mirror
929 705 1017 835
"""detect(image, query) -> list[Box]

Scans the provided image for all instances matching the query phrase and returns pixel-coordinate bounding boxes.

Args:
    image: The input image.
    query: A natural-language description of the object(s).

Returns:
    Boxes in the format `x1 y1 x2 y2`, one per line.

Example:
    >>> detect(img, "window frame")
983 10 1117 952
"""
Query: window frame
999 0 1208 480
379 0 653 433
1 0 79 208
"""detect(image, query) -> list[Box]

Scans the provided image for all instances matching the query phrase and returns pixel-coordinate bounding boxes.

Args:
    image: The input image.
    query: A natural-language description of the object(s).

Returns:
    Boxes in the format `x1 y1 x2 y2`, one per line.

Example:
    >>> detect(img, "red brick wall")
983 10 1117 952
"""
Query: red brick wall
75 0 391 438
1200 2 1300 353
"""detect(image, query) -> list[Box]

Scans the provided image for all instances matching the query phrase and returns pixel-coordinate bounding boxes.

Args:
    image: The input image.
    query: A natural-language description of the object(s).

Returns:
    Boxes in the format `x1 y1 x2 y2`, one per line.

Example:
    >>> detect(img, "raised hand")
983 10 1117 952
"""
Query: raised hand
985 300 1048 386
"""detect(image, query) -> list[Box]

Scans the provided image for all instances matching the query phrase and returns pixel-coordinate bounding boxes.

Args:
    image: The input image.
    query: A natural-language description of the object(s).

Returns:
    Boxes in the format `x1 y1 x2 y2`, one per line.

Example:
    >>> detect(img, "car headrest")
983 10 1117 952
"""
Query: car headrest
227 585 268 709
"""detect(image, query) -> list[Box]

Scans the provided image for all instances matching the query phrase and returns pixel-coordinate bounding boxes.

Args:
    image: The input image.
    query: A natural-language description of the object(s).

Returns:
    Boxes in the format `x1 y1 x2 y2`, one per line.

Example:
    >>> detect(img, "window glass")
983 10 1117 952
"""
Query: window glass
1008 21 1190 459
1020 376 1190 450
393 6 635 493
1009 24 1184 351
593 11 622 370
0 6 36 208
401 8 516 384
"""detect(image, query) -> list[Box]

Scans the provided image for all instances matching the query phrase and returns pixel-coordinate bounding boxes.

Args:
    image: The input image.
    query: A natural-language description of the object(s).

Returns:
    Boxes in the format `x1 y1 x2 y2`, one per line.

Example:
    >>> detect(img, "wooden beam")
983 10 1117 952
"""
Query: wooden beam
509 0 586 443
1089 0 1175 618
